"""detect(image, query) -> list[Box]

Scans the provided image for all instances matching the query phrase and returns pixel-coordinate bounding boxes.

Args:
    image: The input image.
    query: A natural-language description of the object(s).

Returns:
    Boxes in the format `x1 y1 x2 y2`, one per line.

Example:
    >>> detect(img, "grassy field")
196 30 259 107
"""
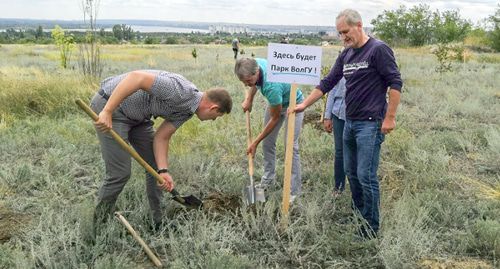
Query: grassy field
0 43 499 268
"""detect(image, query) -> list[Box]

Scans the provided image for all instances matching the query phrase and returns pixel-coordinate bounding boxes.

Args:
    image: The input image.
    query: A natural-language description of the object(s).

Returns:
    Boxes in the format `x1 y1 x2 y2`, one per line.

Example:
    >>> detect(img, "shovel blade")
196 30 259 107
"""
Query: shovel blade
171 189 203 209
243 186 255 205
243 185 266 205
254 186 266 202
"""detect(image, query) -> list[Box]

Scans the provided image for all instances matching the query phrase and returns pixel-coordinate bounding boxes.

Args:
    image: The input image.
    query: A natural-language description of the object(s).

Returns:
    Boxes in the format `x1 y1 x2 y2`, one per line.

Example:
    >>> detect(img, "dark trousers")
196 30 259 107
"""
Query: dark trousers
332 115 346 191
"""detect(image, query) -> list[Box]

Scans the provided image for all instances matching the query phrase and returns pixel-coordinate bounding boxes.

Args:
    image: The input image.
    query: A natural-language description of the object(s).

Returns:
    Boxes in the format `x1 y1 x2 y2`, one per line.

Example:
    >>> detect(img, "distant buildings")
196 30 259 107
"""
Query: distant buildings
209 25 249 34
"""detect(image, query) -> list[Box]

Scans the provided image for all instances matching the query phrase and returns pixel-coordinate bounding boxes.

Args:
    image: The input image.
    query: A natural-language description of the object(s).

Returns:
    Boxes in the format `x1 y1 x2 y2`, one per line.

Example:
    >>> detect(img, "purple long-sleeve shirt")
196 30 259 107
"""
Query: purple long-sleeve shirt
318 37 402 121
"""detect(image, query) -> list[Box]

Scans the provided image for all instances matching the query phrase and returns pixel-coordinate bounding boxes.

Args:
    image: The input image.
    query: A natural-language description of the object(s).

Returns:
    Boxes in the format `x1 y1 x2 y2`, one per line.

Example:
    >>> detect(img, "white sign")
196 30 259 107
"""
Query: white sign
267 43 322 85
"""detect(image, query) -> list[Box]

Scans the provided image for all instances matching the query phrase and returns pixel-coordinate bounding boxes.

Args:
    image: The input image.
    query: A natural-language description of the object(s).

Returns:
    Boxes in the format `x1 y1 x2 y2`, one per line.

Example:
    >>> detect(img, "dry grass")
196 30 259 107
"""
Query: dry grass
420 258 494 269
461 176 500 201
0 44 499 268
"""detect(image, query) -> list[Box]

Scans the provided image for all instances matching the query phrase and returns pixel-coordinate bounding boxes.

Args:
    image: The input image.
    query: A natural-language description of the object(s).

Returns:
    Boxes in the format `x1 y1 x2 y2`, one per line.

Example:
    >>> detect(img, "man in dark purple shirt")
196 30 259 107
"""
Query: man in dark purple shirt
294 9 402 237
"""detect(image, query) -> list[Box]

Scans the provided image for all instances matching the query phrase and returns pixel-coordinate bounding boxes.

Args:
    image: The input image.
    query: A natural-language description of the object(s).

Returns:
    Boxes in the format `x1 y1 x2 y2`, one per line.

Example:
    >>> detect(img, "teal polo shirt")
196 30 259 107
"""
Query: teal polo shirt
256 58 303 108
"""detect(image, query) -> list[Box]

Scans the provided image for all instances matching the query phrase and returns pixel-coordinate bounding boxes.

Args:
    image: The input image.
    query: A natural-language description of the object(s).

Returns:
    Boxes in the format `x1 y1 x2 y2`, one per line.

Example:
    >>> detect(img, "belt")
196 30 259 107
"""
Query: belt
98 89 110 100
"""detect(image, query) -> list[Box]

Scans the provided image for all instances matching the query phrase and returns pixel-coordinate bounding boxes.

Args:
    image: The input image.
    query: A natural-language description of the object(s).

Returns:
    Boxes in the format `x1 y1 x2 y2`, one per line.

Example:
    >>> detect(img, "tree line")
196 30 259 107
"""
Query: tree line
371 4 499 51
1 4 498 52
0 25 325 46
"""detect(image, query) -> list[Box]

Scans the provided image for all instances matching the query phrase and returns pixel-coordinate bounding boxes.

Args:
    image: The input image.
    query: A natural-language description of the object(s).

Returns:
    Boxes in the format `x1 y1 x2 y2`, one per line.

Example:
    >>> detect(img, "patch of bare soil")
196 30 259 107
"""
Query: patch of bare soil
0 205 29 242
202 191 242 214
303 110 324 131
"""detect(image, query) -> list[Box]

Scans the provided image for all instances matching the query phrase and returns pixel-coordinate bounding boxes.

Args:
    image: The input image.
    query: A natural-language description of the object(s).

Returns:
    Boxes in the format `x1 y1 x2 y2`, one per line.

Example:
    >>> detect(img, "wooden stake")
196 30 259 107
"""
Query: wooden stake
280 83 298 228
115 212 163 268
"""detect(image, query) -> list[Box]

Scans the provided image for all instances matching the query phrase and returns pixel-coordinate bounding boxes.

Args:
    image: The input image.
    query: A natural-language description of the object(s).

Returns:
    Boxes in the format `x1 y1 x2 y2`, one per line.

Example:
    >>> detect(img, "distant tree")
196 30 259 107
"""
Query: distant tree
144 36 155 44
165 36 178 44
79 0 103 78
112 24 134 41
372 4 471 46
371 6 410 45
35 25 44 39
121 24 134 41
432 10 471 43
405 4 433 46
489 4 500 51
5 28 18 41
112 24 123 40
99 27 105 37
51 25 75 68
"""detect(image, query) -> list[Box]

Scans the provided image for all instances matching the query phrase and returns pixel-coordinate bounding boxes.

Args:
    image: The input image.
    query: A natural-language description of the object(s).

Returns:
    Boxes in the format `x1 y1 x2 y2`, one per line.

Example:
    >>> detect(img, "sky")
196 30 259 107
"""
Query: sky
0 0 497 26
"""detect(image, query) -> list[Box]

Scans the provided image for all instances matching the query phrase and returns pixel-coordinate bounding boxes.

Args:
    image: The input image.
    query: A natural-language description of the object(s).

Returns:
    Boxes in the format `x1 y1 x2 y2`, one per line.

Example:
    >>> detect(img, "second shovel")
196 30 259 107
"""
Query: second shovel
243 110 266 205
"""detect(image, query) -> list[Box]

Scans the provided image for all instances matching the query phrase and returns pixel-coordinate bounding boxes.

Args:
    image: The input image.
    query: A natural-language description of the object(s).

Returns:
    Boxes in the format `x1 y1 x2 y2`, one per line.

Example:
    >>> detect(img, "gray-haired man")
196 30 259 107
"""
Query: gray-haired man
294 9 402 237
235 57 304 203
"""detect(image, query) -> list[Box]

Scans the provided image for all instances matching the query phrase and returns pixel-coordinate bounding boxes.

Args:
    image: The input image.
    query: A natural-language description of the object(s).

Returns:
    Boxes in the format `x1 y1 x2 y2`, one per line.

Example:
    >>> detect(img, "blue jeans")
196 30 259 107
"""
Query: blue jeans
332 115 346 191
343 119 385 234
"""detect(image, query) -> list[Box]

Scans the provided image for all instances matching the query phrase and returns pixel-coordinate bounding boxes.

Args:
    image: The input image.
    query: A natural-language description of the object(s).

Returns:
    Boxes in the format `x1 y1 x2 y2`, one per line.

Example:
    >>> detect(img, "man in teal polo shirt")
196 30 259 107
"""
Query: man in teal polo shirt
235 57 304 202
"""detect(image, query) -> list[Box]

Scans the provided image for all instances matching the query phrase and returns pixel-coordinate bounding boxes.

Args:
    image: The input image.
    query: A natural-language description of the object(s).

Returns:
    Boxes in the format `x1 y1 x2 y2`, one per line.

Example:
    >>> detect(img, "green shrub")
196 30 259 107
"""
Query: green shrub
467 219 500 258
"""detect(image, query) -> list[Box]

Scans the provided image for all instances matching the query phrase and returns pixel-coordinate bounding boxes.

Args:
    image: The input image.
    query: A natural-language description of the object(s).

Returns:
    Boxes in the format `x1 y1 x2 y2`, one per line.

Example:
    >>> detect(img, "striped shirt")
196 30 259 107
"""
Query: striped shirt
99 70 202 128
324 77 346 121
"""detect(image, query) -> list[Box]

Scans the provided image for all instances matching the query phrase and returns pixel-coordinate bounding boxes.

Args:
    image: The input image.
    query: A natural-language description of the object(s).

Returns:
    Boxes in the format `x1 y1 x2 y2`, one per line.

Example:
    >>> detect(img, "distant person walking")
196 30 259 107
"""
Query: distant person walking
235 57 304 203
232 38 240 59
294 9 402 238
323 76 347 195
90 70 232 231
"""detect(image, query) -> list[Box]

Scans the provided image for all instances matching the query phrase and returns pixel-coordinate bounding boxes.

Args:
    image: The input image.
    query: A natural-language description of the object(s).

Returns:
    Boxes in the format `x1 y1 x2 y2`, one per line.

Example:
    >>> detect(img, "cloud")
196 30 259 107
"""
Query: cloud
0 0 497 25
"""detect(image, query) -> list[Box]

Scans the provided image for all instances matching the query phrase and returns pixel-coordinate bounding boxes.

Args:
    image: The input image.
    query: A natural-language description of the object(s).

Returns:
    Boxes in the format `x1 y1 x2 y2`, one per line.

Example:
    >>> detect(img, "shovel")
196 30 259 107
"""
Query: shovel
75 99 203 209
243 110 266 205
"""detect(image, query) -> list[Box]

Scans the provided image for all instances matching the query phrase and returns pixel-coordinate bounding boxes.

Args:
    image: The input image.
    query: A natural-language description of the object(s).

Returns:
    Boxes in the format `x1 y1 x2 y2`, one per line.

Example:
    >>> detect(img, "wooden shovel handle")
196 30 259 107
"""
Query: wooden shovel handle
115 212 163 267
75 99 185 203
245 110 254 176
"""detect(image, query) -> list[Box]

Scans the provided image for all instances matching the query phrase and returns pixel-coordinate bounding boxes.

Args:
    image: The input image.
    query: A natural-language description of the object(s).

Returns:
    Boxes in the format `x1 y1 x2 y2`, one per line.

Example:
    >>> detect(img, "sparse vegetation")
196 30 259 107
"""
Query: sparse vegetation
191 47 197 63
0 42 498 268
51 25 75 69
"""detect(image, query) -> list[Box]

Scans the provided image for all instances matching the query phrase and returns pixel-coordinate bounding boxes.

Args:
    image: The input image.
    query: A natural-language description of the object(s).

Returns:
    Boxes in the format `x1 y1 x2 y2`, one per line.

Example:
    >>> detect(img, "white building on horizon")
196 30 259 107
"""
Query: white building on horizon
209 25 249 34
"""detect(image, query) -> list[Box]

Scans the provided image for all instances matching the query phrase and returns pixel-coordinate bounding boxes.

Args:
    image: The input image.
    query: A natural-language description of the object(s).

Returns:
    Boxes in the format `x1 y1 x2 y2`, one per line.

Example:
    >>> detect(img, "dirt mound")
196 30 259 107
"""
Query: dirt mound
202 191 242 214
0 205 29 242
303 110 324 131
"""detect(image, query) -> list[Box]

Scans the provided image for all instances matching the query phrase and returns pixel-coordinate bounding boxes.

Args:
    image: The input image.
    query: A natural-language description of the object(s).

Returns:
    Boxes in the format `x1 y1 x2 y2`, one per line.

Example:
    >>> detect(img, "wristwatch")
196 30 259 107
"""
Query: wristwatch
157 168 169 174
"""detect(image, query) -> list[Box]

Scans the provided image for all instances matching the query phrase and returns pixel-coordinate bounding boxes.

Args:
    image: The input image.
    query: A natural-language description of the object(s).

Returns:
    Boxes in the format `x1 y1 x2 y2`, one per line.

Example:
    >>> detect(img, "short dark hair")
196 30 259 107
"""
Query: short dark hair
206 88 232 114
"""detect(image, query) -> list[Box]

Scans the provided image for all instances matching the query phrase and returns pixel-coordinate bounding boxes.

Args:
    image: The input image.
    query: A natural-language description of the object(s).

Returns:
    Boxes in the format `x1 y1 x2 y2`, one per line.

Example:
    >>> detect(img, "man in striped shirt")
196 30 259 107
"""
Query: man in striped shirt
90 70 232 231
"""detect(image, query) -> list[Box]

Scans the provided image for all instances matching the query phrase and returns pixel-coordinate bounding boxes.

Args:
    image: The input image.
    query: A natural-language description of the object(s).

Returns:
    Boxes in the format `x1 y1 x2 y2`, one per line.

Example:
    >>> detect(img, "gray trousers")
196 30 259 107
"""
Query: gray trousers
261 106 304 196
90 94 163 225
